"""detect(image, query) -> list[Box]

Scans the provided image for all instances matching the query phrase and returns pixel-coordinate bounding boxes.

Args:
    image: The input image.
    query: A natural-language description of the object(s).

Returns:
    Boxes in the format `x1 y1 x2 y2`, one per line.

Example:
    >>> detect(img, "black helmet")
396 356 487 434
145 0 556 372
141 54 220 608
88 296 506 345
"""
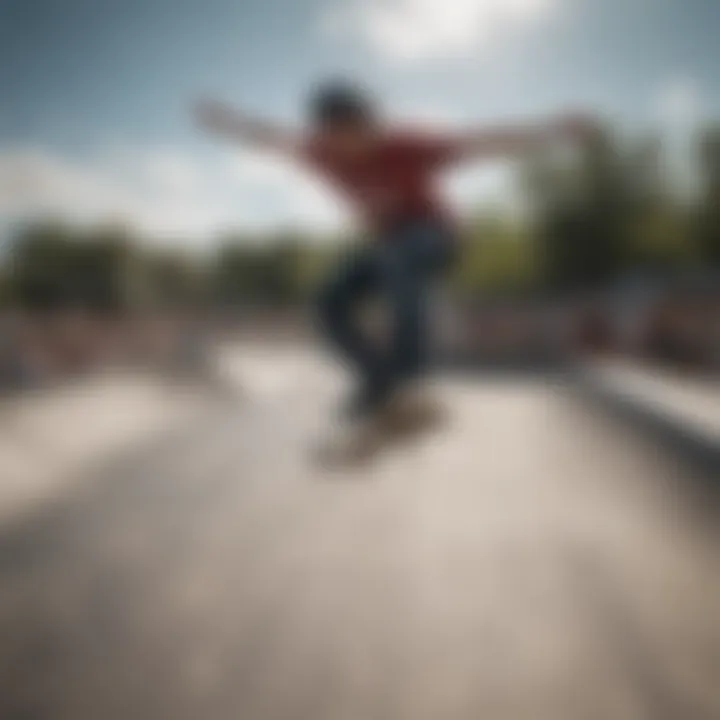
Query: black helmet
308 79 377 127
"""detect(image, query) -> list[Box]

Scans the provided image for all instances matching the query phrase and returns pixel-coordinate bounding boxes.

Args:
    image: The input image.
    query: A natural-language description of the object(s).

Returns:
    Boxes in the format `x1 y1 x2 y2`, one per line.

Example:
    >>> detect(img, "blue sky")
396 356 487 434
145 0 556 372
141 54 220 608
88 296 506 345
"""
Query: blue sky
1 0 719 243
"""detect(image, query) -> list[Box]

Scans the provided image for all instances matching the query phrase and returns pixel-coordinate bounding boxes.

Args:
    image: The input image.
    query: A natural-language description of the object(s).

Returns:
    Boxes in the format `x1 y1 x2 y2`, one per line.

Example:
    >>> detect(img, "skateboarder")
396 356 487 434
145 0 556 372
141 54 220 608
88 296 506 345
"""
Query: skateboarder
195 81 596 425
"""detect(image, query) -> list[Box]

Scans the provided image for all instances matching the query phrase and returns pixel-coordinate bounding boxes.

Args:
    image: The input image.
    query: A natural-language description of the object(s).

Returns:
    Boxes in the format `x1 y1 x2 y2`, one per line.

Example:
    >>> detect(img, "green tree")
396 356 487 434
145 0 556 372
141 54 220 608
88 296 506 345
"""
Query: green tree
210 232 327 307
453 214 537 295
9 222 136 312
523 129 693 293
696 127 720 266
140 249 207 310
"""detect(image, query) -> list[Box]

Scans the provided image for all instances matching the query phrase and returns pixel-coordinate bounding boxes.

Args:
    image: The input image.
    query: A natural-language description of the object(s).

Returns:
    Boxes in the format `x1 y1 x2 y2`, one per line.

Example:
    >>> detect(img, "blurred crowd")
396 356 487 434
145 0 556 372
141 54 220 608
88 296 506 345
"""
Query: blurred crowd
454 278 719 372
1 276 716 397
578 285 719 369
0 310 218 394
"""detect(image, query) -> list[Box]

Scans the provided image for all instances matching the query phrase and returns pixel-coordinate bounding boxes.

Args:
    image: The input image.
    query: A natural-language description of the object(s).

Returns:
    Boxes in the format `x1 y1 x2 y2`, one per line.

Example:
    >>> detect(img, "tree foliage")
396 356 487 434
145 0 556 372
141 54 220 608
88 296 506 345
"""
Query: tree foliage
696 127 720 266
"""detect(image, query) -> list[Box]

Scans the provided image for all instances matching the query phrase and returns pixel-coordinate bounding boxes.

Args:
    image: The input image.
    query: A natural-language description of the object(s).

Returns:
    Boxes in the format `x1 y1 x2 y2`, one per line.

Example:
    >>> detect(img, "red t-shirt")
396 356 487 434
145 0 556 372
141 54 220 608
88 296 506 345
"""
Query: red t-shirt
303 131 463 235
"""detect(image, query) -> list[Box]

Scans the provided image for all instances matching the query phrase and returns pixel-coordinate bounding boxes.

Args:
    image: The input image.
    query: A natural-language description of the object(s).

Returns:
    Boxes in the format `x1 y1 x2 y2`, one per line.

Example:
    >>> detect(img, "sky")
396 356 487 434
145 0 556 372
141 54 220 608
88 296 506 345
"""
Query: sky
1 0 719 245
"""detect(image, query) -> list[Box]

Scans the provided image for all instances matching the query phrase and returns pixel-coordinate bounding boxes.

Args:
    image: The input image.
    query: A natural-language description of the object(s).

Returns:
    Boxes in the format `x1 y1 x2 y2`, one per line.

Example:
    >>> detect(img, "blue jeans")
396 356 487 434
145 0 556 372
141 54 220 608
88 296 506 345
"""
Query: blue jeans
317 220 455 396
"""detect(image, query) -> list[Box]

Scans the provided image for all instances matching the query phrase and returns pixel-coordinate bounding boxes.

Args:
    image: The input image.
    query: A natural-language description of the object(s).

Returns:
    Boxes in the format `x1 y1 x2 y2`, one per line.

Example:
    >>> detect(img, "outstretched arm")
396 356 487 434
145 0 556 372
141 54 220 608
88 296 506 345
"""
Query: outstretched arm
193 98 300 155
451 113 599 162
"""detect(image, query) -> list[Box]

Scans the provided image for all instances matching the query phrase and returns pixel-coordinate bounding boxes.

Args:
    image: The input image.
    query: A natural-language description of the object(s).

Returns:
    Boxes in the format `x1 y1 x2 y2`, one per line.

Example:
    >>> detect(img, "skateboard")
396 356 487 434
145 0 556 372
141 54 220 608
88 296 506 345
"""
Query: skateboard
314 385 447 468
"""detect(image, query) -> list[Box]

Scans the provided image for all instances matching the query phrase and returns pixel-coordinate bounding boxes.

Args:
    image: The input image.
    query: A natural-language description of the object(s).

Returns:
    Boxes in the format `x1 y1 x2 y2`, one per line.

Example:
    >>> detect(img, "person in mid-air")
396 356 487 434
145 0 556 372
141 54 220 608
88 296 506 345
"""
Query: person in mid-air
195 81 596 424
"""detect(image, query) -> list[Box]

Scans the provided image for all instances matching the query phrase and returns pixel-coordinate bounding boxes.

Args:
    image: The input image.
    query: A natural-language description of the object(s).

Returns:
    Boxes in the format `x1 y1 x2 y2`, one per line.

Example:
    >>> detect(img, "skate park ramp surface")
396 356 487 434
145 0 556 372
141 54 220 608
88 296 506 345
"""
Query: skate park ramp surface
0 344 719 720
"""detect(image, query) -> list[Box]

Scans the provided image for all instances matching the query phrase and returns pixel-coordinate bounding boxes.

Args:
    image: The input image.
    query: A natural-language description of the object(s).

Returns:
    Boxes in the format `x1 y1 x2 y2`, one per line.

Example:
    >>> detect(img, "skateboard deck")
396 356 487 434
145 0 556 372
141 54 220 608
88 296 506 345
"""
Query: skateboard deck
314 386 447 468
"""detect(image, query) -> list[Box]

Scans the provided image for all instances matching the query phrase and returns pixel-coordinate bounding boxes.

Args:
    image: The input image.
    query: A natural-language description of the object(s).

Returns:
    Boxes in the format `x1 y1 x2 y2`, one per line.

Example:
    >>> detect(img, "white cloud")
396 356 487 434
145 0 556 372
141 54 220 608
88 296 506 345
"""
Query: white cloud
656 76 703 131
325 0 552 61
446 165 518 214
0 141 522 244
653 76 705 199
0 146 344 244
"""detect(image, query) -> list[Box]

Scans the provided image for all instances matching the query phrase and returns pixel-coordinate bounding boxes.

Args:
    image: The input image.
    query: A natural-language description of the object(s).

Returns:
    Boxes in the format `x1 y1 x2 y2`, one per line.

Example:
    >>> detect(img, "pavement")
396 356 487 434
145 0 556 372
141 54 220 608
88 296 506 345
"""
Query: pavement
0 346 719 719
0 371 214 527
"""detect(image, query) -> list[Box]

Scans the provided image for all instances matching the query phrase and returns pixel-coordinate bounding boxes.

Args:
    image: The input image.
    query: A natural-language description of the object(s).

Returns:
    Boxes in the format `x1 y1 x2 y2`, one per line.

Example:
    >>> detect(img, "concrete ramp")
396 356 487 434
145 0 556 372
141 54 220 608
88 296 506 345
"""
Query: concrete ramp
0 348 719 720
